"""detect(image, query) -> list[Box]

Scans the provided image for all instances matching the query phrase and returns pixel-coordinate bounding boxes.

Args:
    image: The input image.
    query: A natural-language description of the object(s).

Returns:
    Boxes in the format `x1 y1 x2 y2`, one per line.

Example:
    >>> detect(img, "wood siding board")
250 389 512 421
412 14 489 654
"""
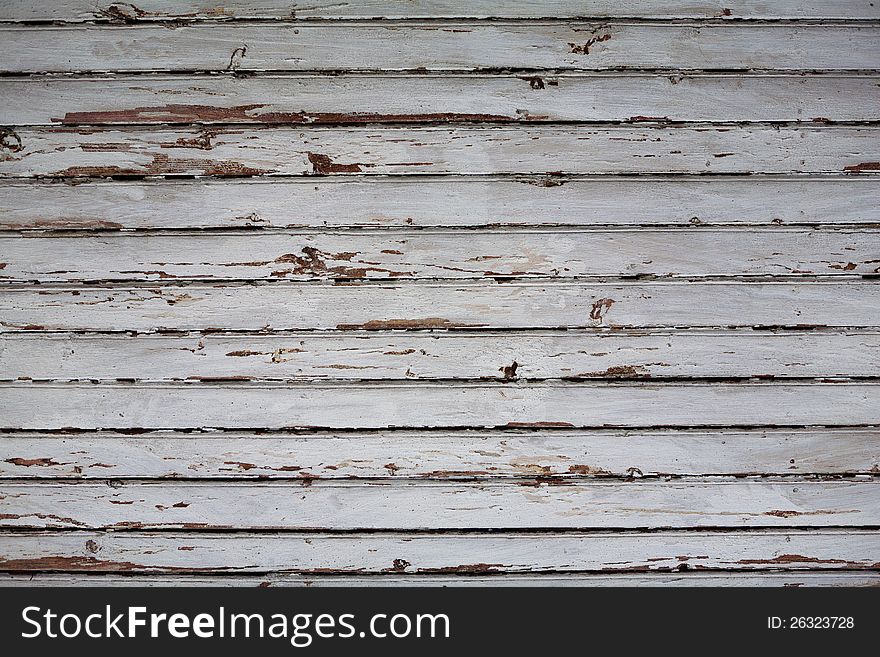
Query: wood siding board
3 126 880 178
3 24 880 73
4 74 880 126
2 177 877 231
1 382 879 429
2 573 878 587
3 282 879 332
2 331 880 381
3 1 879 22
2 429 878 479
4 229 880 282
1 530 878 573
1 480 877 530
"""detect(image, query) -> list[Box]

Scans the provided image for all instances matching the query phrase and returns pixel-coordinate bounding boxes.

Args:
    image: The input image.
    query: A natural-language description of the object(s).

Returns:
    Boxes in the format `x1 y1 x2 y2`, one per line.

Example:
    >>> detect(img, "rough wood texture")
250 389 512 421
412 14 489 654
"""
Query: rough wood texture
4 229 879 282
5 74 879 126
2 5 877 587
2 480 877 530
3 573 879 587
2 429 877 479
3 282 878 332
3 331 878 381
2 177 876 231
0 175 880 230
3 1 878 22
3 126 879 178
1 530 877 573
2 382 878 429
4 24 879 73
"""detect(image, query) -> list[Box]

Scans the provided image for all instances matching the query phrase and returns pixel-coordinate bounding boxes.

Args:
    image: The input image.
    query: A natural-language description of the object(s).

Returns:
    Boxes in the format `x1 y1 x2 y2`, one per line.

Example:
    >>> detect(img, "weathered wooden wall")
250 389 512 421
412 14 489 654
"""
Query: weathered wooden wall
0 1 878 587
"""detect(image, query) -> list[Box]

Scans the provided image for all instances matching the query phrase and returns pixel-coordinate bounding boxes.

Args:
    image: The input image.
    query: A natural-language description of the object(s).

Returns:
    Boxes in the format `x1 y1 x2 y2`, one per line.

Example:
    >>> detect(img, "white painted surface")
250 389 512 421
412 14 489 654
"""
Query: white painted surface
3 331 878 381
2 382 879 429
5 74 878 125
3 177 876 230
4 23 879 73
4 229 879 282
2 429 877 478
1 5 877 586
3 282 878 332
3 1 877 22
3 573 877 587
2 480 877 529
1 530 876 572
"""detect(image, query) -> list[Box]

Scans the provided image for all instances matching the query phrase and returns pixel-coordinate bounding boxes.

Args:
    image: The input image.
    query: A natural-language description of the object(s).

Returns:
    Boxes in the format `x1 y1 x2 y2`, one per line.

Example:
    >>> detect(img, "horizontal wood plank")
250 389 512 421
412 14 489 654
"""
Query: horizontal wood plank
1 530 877 574
2 282 878 332
3 126 879 178
2 177 876 230
3 331 879 381
3 1 878 22
2 429 877 479
5 74 879 126
3 572 879 586
4 229 879 282
1 382 878 429
4 24 879 73
2 480 876 529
